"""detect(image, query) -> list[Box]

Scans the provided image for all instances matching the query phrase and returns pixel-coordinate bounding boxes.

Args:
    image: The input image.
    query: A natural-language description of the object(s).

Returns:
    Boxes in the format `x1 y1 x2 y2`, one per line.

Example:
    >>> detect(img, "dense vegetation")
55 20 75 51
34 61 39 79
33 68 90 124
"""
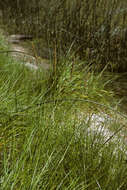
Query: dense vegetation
0 0 127 189
1 0 127 71
0 29 127 189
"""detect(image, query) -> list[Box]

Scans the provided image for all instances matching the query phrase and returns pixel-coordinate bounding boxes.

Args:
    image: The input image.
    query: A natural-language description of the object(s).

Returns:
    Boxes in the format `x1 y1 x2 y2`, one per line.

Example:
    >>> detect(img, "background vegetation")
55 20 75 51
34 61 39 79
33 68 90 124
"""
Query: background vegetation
1 0 127 71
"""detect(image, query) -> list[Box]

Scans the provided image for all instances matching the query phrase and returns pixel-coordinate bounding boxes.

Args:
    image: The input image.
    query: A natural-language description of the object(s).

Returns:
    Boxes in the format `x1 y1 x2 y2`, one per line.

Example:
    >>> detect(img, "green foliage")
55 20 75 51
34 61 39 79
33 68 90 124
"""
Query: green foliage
46 57 117 113
1 0 127 71
0 34 127 189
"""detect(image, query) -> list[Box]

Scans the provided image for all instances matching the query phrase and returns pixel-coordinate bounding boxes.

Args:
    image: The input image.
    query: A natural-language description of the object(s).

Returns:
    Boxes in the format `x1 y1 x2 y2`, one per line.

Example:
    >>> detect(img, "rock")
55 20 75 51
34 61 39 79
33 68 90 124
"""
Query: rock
8 34 33 43
7 34 51 71
8 39 20 44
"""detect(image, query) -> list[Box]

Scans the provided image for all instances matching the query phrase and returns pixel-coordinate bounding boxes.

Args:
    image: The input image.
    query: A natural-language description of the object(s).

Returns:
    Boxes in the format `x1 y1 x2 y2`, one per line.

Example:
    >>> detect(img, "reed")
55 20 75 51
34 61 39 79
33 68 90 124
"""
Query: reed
1 0 127 71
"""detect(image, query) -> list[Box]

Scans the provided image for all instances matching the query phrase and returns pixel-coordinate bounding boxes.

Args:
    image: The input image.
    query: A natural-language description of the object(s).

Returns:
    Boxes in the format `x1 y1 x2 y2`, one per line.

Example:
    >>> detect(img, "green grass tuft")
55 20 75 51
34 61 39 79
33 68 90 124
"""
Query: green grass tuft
0 33 127 190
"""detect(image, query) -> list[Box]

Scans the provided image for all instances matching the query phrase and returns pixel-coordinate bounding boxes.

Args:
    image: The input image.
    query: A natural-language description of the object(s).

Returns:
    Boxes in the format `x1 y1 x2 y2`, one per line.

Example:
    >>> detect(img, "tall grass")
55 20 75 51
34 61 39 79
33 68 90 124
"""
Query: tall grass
0 33 127 189
1 0 127 71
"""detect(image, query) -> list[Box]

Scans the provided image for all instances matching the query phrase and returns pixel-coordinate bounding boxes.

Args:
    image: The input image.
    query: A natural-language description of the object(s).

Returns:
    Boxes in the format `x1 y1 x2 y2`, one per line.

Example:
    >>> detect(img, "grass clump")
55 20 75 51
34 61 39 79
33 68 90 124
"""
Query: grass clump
46 57 117 113
0 34 127 189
